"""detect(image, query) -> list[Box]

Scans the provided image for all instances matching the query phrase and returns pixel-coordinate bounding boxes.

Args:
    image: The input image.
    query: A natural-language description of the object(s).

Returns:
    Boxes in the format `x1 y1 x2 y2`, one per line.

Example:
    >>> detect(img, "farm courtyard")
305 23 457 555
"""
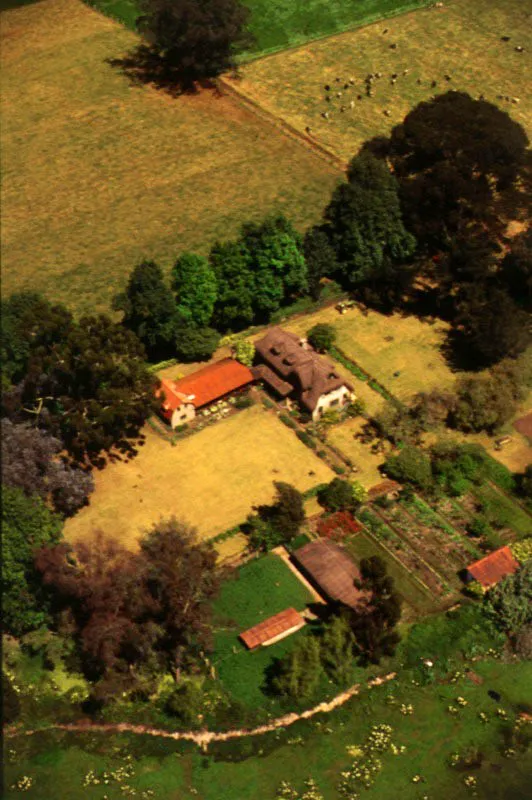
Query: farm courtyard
64 404 334 547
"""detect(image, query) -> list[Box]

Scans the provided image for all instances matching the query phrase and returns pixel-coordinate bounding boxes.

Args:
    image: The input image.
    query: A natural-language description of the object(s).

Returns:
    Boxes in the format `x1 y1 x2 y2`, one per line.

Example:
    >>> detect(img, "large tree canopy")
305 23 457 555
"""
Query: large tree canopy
13 314 157 463
137 0 253 87
3 486 63 637
1 420 94 516
324 151 416 302
36 519 221 702
500 227 532 311
388 92 530 251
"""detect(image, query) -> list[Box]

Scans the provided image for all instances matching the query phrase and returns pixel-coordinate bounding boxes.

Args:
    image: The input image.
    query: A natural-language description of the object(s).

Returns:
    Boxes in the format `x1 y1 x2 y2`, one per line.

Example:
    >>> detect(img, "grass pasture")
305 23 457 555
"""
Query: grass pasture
1 0 341 315
4 658 532 799
212 553 314 706
64 404 334 546
327 417 386 488
282 303 461 404
232 0 532 161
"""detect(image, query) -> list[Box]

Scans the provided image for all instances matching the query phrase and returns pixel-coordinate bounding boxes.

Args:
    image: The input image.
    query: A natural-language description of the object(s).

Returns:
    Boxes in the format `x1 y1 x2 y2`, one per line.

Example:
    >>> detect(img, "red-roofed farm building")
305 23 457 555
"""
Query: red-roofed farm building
157 358 254 428
239 608 306 650
465 546 519 590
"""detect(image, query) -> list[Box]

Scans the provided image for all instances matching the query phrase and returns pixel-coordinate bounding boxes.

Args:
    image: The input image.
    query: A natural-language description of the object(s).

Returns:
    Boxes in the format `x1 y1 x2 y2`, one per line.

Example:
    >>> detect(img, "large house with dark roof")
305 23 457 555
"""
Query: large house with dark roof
253 327 354 421
157 358 254 428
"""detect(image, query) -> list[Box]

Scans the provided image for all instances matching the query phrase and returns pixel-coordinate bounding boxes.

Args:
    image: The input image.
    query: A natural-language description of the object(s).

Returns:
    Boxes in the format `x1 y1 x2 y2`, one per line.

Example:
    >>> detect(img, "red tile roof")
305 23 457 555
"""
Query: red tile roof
239 608 306 650
467 546 519 589
157 359 254 419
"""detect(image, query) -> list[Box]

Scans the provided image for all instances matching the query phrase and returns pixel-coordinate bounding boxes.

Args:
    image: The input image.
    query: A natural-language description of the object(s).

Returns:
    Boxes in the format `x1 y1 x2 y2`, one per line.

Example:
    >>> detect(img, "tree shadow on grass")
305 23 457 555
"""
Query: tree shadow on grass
105 45 220 97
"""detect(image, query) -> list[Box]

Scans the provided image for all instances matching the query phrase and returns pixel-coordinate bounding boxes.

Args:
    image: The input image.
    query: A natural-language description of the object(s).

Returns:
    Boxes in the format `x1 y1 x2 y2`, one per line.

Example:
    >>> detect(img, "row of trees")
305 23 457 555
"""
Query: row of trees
115 215 309 360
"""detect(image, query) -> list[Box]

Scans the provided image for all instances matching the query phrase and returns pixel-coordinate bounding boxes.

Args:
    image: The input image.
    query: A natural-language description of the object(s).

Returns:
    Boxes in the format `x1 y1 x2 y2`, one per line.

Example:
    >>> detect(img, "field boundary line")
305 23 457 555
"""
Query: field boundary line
217 76 347 172
4 673 396 749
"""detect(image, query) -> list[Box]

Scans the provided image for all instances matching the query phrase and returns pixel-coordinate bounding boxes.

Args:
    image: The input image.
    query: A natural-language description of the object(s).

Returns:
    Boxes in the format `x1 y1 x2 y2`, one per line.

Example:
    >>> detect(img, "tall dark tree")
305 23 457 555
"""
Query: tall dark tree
389 92 529 252
36 532 160 700
3 486 63 636
1 292 73 388
500 227 532 310
1 420 94 516
140 518 221 667
453 282 531 365
17 315 157 463
349 556 402 664
324 151 416 304
113 261 176 358
303 225 339 299
137 0 253 87
248 481 305 551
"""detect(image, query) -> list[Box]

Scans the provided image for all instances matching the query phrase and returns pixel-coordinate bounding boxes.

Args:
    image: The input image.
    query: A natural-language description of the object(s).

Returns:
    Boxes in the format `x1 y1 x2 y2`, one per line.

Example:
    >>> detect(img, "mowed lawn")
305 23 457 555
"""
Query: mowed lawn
64 404 334 547
282 304 461 403
1 0 341 315
231 0 532 161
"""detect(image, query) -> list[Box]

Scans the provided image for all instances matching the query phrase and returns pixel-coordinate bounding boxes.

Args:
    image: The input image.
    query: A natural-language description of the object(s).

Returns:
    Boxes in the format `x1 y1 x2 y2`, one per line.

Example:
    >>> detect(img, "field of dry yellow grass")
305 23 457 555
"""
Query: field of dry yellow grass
279 303 460 404
229 0 532 163
1 0 341 315
64 404 334 547
327 417 387 488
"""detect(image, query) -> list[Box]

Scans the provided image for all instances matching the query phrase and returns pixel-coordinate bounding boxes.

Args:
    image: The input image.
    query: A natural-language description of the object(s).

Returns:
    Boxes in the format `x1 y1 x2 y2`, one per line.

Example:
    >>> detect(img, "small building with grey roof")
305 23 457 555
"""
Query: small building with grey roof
291 538 365 610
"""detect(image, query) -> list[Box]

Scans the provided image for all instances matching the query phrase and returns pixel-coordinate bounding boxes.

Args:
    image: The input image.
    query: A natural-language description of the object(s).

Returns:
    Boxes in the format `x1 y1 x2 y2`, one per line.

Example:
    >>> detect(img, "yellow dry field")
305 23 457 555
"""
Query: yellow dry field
279 304 461 404
327 417 387 489
64 404 334 548
215 533 249 563
1 0 341 315
230 0 532 163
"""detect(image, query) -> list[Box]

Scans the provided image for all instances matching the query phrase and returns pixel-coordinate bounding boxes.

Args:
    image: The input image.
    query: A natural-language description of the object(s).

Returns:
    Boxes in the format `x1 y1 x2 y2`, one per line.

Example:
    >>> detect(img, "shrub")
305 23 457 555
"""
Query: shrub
346 398 367 417
384 445 433 491
467 517 491 538
332 464 346 475
234 340 255 367
511 539 532 565
165 681 204 726
317 450 327 459
296 430 317 449
307 323 336 352
262 397 275 409
234 395 254 410
279 414 297 429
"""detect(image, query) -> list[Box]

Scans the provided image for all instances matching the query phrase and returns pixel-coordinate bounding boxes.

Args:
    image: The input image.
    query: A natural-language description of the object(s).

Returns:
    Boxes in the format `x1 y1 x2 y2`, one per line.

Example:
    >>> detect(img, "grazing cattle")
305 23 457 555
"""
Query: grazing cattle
340 106 346 112
322 111 329 119
431 80 437 88
349 100 355 108
417 78 422 84
376 72 382 78
349 77 355 84
444 74 451 81
383 28 389 34
515 46 524 52
501 36 510 42
305 126 312 134
403 69 410 75
337 92 343 98
344 83 349 89
390 43 397 49
512 97 521 104
383 109 391 117
324 84 330 91
391 73 398 79
325 95 331 102
357 94 363 100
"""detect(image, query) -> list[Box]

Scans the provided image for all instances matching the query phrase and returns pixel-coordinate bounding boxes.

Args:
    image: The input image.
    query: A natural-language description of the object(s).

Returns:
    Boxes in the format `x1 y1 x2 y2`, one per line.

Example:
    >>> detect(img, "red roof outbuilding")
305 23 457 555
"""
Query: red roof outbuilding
239 608 306 650
157 359 254 420
466 546 519 589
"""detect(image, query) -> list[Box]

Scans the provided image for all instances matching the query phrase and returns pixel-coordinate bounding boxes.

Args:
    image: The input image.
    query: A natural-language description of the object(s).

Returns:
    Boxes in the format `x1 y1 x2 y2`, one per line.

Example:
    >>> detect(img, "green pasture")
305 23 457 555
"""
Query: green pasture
211 553 314 708
471 484 532 539
4 655 531 799
81 0 431 57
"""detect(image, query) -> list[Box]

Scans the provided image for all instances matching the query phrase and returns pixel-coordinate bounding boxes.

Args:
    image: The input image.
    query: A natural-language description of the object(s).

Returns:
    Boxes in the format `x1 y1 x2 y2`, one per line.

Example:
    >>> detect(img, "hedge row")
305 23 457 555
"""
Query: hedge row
329 345 397 405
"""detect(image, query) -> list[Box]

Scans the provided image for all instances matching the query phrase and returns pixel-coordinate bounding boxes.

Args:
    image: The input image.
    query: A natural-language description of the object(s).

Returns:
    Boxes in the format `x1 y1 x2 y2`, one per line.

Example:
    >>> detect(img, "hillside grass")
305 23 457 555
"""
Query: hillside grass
1 0 340 315
232 0 532 161
64 404 334 546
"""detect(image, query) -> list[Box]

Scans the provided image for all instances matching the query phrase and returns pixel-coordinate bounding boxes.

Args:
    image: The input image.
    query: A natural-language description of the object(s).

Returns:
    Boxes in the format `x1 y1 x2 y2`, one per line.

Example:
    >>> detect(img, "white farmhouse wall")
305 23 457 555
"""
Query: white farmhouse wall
312 385 353 421
170 403 196 428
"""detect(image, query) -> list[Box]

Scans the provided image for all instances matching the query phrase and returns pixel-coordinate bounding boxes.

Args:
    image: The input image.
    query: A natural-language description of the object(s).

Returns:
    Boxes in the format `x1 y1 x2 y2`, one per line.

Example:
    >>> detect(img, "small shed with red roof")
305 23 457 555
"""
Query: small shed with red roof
157 358 254 428
239 608 306 650
465 546 519 590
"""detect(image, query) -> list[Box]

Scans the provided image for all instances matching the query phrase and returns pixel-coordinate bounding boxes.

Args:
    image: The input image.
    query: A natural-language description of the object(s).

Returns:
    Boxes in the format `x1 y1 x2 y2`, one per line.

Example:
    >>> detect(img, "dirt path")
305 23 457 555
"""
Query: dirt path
4 673 396 750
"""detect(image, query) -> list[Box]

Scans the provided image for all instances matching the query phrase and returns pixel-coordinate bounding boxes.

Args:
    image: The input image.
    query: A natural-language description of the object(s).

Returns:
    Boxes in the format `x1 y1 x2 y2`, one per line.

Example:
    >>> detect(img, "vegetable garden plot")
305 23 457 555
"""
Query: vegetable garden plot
469 484 532 539
357 509 449 598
